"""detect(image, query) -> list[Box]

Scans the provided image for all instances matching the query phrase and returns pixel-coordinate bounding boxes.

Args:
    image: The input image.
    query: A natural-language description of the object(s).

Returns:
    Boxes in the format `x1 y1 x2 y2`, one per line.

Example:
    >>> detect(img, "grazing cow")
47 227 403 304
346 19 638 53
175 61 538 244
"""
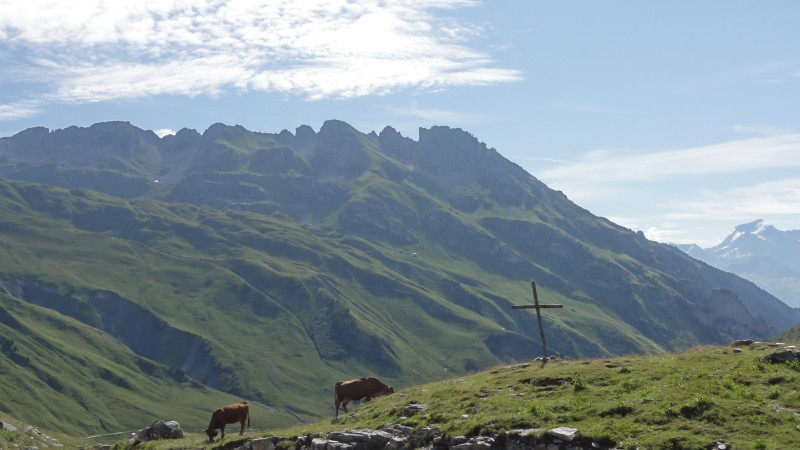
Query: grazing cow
334 376 395 418
204 401 250 442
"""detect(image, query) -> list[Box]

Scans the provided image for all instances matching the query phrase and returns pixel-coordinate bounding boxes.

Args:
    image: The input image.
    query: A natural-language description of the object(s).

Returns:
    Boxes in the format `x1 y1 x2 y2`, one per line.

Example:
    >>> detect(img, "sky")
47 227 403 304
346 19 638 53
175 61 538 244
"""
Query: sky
1 0 799 247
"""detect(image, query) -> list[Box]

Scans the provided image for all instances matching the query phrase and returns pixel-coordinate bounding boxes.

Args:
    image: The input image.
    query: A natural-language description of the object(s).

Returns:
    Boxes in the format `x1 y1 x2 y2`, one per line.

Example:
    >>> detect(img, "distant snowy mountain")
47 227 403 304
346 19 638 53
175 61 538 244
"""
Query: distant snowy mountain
677 219 800 308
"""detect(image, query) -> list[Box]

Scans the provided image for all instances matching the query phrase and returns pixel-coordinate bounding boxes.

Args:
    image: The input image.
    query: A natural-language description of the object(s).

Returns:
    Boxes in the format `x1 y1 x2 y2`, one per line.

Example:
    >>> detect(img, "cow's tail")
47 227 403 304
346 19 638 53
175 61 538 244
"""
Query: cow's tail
334 382 342 415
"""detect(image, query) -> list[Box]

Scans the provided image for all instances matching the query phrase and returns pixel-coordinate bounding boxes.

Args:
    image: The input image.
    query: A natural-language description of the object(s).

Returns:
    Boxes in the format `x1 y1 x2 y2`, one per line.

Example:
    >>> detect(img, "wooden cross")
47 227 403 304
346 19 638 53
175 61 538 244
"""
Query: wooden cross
512 281 563 362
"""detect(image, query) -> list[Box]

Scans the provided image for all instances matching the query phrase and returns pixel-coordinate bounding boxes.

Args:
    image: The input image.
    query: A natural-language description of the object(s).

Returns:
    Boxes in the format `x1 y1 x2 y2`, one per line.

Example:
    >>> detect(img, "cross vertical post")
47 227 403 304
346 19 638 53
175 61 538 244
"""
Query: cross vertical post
531 281 549 359
511 281 563 363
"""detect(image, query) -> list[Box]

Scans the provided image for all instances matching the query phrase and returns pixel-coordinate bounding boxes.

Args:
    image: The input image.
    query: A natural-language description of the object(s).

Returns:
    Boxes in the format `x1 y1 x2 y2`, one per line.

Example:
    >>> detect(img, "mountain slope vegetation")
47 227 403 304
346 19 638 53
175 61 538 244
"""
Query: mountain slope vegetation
0 120 797 436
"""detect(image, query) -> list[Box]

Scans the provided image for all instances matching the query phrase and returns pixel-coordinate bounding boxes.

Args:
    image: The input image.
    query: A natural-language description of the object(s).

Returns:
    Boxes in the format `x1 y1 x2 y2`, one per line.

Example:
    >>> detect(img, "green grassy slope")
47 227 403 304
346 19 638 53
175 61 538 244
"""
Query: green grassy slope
0 178 674 437
129 344 800 450
776 324 800 343
0 292 294 438
1 120 797 440
0 180 521 426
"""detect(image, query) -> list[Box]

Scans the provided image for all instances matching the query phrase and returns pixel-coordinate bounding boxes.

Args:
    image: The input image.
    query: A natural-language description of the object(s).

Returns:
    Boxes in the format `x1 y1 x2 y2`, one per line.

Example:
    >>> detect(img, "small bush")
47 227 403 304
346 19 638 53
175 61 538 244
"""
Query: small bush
529 403 552 419
768 386 781 399
679 396 715 419
571 373 588 391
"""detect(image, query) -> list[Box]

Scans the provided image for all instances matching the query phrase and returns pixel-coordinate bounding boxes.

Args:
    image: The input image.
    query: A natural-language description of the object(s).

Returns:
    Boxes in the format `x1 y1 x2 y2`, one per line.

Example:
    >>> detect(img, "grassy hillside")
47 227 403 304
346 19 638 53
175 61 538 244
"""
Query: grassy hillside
127 343 800 450
2 121 798 439
0 292 298 440
0 179 547 434
776 324 800 343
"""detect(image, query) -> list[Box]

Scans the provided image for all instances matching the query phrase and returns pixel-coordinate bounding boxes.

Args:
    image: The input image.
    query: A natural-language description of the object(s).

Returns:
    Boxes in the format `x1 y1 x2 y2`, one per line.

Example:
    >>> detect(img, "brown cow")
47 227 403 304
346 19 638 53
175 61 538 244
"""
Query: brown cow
334 376 395 418
204 401 250 442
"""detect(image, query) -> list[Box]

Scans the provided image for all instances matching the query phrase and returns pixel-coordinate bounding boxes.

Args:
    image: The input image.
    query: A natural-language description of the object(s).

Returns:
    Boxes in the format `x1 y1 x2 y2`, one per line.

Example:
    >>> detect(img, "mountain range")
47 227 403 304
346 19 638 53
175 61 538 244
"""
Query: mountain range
677 219 800 308
1 120 798 436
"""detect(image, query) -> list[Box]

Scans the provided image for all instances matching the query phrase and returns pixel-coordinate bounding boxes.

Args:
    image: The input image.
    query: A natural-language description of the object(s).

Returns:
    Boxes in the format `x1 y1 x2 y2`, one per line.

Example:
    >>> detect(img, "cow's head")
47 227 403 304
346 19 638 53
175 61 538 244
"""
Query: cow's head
204 428 218 442
384 385 395 395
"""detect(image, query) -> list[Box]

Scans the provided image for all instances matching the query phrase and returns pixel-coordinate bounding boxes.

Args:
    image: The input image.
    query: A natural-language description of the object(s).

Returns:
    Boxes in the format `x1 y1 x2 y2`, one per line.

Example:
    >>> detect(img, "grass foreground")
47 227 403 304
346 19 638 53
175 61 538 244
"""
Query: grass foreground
103 342 800 450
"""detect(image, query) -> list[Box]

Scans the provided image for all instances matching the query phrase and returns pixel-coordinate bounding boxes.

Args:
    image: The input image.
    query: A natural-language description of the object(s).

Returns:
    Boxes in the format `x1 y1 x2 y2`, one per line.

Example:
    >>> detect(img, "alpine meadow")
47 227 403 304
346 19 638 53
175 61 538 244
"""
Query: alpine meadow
0 120 798 447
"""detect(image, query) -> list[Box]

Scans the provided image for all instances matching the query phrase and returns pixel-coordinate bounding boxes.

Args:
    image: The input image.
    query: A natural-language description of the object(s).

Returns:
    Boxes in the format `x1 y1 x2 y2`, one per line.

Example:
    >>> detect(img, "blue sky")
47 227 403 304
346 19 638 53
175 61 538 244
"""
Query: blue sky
1 0 799 247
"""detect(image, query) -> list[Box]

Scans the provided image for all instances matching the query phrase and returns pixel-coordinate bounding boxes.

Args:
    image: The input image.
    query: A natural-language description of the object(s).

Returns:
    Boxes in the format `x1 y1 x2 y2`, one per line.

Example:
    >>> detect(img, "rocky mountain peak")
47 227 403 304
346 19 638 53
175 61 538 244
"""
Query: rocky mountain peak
731 219 775 238
679 220 800 308
319 119 355 135
418 126 494 164
201 122 249 141
173 128 201 139
9 126 50 140
736 218 768 232
295 124 316 139
713 219 789 258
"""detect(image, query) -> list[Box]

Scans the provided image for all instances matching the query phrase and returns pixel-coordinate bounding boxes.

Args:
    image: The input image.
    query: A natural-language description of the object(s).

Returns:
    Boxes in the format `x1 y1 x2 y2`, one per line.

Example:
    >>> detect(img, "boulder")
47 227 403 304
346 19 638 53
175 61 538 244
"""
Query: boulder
133 419 185 442
450 435 495 450
252 437 276 450
763 350 800 364
402 403 428 416
328 429 392 447
547 427 578 442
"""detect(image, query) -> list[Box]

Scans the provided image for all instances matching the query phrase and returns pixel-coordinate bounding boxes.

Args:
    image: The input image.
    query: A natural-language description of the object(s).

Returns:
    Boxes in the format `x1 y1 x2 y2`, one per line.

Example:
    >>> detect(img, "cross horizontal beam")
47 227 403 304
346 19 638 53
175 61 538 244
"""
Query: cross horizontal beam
511 281 563 364
512 304 563 309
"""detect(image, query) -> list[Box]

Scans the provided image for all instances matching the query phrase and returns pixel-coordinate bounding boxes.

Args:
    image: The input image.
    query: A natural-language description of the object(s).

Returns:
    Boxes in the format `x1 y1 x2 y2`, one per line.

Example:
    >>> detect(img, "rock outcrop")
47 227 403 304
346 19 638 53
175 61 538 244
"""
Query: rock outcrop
256 424 610 450
131 419 184 443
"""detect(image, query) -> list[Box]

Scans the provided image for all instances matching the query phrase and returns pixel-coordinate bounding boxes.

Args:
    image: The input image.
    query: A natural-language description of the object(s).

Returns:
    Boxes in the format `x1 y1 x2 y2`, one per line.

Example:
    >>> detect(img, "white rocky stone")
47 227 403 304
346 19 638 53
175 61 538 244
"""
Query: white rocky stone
252 437 276 450
547 426 578 442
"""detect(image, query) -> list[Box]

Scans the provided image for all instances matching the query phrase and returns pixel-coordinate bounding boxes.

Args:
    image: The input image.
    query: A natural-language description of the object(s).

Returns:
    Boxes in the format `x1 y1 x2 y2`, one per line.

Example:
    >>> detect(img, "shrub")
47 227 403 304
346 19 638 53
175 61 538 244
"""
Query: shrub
529 403 552 419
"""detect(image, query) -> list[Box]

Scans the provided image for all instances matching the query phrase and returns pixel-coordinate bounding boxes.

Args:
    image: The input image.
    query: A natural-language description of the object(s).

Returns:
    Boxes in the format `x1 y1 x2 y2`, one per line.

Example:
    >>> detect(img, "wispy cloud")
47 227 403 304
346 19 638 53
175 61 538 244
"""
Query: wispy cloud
665 177 800 221
650 177 800 245
388 102 484 123
551 100 615 114
530 131 800 245
0 100 41 120
0 0 520 119
538 133 800 189
733 123 794 136
154 128 176 138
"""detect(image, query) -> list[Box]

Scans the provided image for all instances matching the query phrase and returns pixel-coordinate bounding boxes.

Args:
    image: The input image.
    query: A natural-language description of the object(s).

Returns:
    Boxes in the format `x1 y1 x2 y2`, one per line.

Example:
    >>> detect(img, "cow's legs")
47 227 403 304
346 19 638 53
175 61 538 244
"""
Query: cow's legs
220 424 226 439
335 397 350 418
239 418 246 435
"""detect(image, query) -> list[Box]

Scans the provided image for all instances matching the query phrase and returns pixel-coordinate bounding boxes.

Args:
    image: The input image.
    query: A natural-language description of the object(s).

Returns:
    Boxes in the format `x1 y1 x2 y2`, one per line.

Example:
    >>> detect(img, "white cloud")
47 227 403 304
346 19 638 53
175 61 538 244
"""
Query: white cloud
643 225 685 244
537 133 800 190
650 177 800 245
733 123 794 136
665 177 800 221
154 128 175 138
551 100 615 114
388 102 484 123
527 133 800 246
0 0 520 118
0 100 42 120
